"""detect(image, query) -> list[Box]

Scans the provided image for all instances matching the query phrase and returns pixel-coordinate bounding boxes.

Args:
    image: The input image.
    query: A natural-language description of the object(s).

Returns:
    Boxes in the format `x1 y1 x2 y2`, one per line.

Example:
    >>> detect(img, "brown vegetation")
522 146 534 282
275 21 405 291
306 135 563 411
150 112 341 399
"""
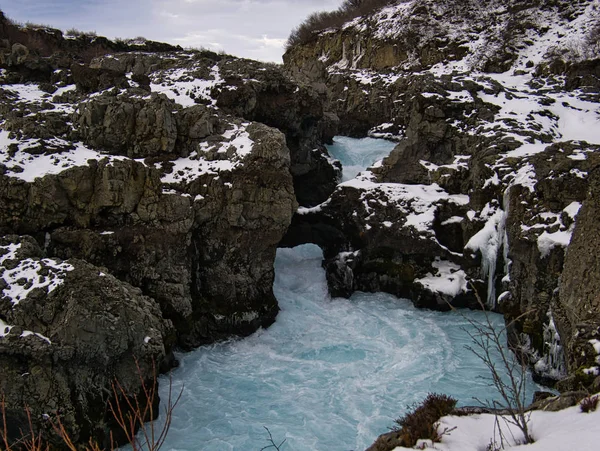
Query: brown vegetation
286 0 397 49
392 393 457 447
580 394 599 413
65 28 98 38
0 361 181 451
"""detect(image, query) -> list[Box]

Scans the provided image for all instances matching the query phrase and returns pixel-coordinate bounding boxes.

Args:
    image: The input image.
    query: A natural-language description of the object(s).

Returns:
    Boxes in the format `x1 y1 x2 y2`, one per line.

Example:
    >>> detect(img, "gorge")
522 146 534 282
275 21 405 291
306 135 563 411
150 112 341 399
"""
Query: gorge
1 0 600 449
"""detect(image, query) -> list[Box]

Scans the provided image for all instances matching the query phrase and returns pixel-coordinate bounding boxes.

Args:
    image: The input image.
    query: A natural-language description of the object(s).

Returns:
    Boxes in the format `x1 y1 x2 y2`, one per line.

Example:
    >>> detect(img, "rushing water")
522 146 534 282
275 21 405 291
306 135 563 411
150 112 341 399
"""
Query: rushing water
151 244 540 451
145 137 540 450
325 136 397 181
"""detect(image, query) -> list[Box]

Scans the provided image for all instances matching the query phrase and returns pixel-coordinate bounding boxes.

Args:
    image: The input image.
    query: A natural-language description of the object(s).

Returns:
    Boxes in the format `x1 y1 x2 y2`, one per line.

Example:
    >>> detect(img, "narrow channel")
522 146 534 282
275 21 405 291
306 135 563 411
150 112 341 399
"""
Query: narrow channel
150 138 540 451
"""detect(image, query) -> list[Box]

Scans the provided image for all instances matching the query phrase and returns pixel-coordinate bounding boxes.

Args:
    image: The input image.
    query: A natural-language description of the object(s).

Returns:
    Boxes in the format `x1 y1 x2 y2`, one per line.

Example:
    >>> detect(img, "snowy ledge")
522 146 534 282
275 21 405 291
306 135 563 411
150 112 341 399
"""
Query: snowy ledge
415 259 468 297
392 398 600 451
340 175 469 235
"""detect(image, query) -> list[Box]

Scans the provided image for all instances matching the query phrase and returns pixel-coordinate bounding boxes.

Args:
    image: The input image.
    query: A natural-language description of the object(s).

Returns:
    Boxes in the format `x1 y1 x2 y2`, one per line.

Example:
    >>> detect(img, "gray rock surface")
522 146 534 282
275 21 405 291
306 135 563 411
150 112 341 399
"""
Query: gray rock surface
0 22 302 448
0 235 173 448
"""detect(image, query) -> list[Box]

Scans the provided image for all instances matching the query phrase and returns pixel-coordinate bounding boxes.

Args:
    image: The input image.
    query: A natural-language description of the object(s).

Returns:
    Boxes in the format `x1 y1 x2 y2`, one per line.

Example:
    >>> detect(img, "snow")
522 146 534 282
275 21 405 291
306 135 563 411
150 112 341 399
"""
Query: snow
0 242 70 344
536 201 580 260
2 82 76 114
1 256 74 305
160 122 255 184
392 397 600 451
0 318 52 344
2 83 50 103
416 259 468 297
563 202 582 220
441 216 463 226
465 207 506 308
340 176 469 234
0 130 131 182
150 64 224 107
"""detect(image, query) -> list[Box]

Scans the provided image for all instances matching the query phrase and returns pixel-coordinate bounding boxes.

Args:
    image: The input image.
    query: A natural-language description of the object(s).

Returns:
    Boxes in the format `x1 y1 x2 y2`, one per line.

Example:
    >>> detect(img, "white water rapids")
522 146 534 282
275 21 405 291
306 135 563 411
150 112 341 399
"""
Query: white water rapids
145 138 540 451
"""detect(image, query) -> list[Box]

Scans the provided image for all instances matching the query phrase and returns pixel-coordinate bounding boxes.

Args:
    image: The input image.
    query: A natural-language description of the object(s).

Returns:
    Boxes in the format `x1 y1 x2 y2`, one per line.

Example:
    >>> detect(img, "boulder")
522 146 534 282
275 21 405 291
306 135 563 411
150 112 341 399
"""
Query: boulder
0 235 173 448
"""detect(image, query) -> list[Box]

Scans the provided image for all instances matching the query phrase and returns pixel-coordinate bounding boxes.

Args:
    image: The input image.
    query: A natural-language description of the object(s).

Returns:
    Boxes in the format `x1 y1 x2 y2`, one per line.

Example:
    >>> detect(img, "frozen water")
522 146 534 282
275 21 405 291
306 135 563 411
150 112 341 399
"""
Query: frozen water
326 136 396 181
150 244 541 451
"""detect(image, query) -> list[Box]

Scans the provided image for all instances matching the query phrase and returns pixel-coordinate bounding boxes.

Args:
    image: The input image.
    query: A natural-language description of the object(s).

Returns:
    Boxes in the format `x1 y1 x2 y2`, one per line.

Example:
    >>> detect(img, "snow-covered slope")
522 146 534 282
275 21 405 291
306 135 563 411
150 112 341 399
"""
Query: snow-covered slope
287 0 600 73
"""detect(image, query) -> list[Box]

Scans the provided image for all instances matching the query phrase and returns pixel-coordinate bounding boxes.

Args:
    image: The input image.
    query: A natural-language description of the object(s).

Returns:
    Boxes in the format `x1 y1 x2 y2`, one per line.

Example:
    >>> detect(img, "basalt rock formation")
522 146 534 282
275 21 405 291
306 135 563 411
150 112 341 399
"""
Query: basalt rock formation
0 235 173 448
0 15 335 447
283 0 600 392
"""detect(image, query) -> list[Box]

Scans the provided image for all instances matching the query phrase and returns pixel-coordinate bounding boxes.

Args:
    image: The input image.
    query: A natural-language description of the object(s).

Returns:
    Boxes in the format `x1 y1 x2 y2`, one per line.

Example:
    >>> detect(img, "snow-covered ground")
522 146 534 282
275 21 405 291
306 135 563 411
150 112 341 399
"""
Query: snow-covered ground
0 80 258 188
393 398 600 450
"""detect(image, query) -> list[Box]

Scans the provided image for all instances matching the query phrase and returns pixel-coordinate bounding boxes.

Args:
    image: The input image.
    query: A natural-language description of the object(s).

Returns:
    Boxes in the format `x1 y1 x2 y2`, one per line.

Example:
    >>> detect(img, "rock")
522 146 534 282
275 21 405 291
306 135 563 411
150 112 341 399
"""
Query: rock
74 91 178 157
9 42 28 65
553 168 600 390
0 11 181 67
0 45 298 446
527 391 588 412
365 430 404 451
70 63 129 93
0 235 173 448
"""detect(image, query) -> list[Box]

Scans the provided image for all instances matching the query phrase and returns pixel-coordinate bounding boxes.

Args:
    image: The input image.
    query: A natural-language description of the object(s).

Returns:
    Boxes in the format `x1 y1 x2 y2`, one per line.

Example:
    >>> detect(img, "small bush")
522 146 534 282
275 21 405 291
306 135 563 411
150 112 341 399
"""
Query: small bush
580 395 599 413
392 393 457 447
23 21 54 30
286 0 396 49
65 28 97 38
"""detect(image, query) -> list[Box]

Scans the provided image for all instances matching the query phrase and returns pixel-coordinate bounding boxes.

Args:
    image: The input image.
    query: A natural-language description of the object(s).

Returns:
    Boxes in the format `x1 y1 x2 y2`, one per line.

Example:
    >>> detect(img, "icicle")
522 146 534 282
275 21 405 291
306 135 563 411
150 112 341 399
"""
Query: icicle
465 206 507 309
534 310 567 379
502 189 511 280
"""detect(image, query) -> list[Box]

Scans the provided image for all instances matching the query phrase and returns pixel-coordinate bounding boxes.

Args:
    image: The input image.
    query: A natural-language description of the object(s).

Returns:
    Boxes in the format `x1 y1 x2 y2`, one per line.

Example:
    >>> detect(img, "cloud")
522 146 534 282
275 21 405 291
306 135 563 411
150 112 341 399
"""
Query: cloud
1 0 345 62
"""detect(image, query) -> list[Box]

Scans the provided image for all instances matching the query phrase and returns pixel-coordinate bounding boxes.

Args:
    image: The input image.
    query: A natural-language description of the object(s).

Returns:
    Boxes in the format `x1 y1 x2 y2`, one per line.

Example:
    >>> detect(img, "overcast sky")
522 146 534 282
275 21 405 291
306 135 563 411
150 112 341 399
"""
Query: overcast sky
1 0 344 62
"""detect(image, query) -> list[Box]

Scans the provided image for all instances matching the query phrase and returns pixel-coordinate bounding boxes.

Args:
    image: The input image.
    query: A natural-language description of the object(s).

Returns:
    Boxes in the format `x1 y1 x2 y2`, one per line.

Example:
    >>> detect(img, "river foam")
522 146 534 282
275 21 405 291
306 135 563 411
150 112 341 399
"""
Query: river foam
151 244 540 451
326 136 396 182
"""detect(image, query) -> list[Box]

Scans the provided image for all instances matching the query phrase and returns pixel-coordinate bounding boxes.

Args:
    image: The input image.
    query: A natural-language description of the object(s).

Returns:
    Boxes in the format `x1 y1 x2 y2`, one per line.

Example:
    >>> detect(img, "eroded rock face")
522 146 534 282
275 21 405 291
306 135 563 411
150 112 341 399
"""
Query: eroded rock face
553 169 600 390
74 93 178 157
0 28 302 447
0 235 173 449
283 0 600 391
86 52 341 206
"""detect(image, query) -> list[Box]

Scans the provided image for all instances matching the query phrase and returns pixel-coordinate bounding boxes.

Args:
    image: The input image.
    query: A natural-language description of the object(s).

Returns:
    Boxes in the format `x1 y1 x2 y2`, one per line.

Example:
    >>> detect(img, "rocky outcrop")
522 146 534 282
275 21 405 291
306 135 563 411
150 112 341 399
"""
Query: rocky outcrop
283 0 600 391
0 11 180 65
553 169 600 391
0 235 173 448
0 21 306 447
86 52 341 206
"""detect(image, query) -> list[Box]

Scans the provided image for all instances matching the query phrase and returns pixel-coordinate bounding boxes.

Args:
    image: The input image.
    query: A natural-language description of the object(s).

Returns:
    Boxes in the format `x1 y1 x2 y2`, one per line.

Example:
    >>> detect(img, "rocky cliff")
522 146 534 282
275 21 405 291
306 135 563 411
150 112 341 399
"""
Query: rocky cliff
283 0 600 391
0 14 340 447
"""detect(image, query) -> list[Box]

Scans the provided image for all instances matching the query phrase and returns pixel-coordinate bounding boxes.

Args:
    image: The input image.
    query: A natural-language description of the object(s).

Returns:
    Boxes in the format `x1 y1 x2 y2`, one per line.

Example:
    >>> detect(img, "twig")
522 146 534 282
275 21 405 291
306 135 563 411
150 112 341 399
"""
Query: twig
260 426 286 451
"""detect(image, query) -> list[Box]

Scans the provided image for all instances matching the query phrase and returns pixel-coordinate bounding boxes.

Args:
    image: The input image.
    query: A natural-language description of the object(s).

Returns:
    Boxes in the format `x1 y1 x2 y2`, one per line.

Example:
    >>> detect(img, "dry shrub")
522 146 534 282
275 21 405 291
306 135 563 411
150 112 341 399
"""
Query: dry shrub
580 395 599 413
65 28 97 38
392 393 457 447
286 0 397 49
0 360 181 451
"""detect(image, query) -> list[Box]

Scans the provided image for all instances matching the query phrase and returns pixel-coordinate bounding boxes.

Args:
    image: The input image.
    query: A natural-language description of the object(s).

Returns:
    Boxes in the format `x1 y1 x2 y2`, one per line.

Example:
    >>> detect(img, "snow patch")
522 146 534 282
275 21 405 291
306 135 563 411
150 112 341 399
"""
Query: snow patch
416 259 468 297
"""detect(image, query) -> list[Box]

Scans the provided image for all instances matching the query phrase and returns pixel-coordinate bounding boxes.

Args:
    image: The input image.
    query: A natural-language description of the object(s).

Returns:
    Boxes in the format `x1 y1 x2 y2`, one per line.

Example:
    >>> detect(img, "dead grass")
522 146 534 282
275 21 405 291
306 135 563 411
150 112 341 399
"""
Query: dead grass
392 393 457 447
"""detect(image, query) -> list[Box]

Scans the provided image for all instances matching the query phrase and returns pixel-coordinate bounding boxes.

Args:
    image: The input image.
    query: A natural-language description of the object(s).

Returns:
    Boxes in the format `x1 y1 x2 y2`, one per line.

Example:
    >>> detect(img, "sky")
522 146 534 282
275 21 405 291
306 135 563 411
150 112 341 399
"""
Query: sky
0 0 344 63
